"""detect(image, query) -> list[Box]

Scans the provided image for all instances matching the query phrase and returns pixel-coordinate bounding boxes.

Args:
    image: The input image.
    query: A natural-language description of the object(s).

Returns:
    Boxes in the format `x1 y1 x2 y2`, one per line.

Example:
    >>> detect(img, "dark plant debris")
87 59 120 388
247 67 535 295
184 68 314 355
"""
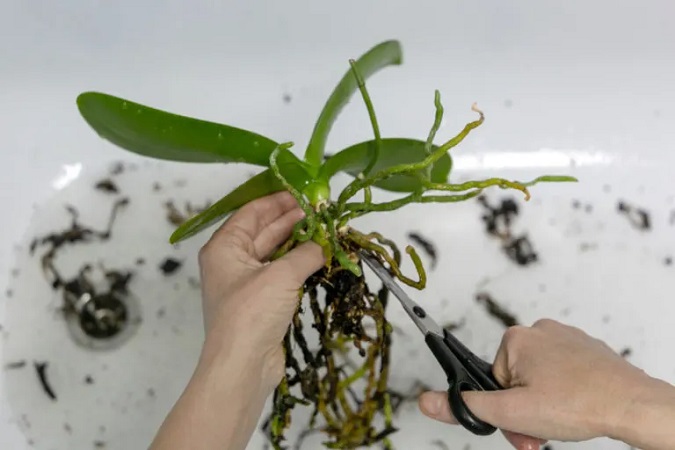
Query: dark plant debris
478 196 538 266
27 175 134 344
475 292 519 328
95 178 119 194
85 375 94 384
34 361 56 400
62 267 133 339
159 258 182 275
5 360 27 370
283 93 292 104
443 318 466 332
620 347 632 358
504 236 538 266
431 440 450 450
407 232 438 269
30 199 129 289
664 257 672 266
109 161 125 175
135 258 146 266
188 277 201 289
261 248 407 449
164 200 211 226
617 201 651 231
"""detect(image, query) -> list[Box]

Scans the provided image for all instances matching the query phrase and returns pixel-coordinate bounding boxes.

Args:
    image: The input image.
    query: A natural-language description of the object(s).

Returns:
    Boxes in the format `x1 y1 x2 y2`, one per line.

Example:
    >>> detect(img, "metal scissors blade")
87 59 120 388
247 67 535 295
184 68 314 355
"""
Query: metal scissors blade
359 250 443 338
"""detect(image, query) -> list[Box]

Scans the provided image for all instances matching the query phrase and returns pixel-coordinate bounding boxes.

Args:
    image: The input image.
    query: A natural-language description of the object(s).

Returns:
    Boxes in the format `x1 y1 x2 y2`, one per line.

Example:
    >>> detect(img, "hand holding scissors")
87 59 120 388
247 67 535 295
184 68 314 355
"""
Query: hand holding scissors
361 250 503 436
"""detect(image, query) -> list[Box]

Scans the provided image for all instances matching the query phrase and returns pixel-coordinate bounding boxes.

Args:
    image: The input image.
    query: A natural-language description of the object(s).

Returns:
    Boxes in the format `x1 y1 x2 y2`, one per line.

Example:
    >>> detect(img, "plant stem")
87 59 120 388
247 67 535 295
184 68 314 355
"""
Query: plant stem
418 190 483 203
337 105 484 211
349 59 381 176
424 177 531 200
348 230 426 289
269 143 317 241
342 190 481 222
423 90 444 180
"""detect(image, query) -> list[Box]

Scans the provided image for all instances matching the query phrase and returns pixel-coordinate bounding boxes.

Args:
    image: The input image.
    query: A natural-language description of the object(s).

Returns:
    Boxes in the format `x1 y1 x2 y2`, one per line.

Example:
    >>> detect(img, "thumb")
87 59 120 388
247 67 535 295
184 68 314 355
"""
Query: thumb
269 241 326 288
419 390 544 449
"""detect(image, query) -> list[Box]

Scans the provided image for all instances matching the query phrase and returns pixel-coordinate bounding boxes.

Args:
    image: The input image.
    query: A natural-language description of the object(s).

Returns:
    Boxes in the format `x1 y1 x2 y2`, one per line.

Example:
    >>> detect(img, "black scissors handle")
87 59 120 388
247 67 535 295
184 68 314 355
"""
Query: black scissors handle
425 329 502 436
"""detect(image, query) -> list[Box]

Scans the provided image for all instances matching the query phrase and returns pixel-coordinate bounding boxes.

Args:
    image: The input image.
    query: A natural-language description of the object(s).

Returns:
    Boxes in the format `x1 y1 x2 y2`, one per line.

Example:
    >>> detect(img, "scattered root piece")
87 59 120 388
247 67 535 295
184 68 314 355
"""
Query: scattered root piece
5 360 27 370
159 258 182 275
407 232 438 269
431 440 450 450
164 200 211 226
34 361 56 400
478 196 538 266
30 198 129 289
95 178 119 194
109 162 125 175
475 292 519 327
504 236 538 266
443 318 466 332
617 201 651 231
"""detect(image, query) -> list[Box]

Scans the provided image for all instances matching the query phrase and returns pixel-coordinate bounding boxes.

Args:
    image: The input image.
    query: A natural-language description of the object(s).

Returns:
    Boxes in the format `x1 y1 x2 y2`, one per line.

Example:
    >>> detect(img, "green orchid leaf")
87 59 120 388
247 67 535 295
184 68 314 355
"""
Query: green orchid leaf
320 138 452 192
303 40 402 168
77 92 278 165
170 149 313 243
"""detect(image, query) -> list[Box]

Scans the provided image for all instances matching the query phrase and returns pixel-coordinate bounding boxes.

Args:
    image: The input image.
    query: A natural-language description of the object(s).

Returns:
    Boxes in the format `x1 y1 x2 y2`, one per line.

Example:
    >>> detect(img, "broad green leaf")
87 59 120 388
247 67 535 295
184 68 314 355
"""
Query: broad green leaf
77 92 278 165
303 40 403 168
319 138 452 192
170 150 312 244
170 149 313 243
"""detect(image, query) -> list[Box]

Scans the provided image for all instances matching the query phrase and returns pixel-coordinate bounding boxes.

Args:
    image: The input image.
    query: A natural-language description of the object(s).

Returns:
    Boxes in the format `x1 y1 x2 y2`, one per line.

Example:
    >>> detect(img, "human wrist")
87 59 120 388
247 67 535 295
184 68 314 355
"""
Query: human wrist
607 374 675 448
199 328 282 393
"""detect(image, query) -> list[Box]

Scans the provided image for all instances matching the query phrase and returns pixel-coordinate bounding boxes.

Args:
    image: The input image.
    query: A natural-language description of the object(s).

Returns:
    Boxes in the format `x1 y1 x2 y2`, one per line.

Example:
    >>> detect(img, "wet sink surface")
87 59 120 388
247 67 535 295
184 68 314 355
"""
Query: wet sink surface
2 1 675 449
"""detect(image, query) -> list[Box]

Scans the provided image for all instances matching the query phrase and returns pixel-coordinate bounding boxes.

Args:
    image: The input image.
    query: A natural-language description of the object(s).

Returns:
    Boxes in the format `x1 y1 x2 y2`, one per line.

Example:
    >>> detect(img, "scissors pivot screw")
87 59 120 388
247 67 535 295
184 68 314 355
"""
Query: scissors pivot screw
412 306 427 318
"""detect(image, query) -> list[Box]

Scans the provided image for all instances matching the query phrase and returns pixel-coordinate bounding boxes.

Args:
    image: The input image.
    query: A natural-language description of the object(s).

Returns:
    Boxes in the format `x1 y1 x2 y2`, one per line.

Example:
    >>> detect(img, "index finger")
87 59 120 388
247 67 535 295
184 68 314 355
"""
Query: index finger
209 191 299 248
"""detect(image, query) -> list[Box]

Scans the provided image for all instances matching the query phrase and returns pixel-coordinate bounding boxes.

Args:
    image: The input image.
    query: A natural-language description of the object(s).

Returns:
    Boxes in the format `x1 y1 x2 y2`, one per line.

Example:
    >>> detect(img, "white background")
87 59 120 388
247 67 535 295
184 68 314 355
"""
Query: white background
1 1 675 449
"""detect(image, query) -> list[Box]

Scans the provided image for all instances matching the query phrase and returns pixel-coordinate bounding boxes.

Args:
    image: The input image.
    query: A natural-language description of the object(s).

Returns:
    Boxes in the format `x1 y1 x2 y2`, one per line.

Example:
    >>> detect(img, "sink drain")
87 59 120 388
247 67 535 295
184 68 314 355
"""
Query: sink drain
62 267 141 350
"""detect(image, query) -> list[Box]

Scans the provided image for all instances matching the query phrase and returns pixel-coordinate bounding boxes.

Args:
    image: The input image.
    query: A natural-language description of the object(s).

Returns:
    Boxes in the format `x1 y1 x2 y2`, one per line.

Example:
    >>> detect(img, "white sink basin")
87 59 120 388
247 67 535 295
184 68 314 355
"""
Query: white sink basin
2 1 675 449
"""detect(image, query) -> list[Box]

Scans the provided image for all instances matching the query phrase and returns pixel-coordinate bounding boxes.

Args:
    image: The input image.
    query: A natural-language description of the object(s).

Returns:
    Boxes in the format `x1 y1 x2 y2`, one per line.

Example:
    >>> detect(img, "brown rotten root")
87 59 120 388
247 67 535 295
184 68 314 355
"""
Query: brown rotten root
263 230 425 449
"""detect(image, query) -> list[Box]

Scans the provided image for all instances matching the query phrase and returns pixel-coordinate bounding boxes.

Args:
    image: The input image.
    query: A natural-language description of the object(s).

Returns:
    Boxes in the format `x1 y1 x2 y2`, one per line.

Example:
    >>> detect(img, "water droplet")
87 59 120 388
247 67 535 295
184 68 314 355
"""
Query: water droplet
136 109 142 114
218 132 224 140
121 102 128 110
253 141 260 147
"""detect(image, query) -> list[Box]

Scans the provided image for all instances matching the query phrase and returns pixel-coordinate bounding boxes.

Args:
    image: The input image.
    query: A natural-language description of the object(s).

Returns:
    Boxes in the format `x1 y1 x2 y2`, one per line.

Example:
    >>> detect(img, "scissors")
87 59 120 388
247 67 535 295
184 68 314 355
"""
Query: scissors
360 250 503 436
